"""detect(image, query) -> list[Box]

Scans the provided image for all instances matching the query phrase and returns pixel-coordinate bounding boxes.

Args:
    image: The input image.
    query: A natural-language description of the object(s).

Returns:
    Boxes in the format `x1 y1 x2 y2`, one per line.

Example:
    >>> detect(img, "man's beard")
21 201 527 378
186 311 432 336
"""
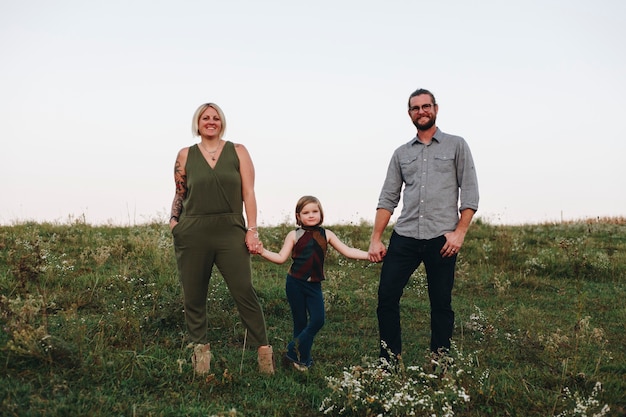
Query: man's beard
413 115 436 131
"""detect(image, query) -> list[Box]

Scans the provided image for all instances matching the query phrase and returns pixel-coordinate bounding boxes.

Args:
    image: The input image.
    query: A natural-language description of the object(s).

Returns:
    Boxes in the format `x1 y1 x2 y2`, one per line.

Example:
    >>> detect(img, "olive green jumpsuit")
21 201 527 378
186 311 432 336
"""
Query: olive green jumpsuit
172 142 269 346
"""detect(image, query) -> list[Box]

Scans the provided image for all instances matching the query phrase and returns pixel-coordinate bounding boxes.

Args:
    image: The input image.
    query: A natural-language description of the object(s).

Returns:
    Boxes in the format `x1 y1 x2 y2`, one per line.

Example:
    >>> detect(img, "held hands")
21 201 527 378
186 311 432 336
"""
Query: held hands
368 240 386 263
245 230 263 255
255 241 264 256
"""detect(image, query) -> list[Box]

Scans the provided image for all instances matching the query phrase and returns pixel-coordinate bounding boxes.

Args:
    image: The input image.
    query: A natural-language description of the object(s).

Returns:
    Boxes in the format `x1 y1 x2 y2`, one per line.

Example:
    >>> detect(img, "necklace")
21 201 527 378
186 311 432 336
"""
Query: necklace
200 140 222 161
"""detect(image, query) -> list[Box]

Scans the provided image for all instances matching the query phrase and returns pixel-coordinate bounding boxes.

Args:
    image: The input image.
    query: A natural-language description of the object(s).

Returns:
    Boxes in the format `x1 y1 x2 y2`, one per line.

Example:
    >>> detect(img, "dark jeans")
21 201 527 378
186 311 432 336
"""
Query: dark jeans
285 275 325 366
377 231 456 358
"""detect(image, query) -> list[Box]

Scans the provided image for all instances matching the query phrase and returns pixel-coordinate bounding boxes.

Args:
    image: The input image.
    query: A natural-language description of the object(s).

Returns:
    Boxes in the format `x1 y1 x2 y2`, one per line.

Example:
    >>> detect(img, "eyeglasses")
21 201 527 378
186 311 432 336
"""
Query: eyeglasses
409 104 434 113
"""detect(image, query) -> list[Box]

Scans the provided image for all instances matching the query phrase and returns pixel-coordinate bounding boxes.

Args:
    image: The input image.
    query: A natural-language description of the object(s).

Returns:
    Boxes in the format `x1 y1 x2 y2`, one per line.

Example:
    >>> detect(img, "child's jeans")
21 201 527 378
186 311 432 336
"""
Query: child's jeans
285 275 325 366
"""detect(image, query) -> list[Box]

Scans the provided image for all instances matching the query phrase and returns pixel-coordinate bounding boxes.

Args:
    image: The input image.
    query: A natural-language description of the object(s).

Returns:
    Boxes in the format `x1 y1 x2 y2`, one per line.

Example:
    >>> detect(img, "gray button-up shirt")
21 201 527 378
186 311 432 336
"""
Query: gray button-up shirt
377 128 479 240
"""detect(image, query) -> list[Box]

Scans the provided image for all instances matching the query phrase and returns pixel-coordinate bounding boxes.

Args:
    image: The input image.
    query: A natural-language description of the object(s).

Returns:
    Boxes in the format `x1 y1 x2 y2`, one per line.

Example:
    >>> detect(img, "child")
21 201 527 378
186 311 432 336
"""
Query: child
257 195 369 371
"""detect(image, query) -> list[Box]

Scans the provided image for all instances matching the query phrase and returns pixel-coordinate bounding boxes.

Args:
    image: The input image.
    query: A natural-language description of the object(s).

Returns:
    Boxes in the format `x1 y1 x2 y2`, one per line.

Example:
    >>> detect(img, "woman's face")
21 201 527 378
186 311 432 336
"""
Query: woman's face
298 202 321 227
198 106 222 138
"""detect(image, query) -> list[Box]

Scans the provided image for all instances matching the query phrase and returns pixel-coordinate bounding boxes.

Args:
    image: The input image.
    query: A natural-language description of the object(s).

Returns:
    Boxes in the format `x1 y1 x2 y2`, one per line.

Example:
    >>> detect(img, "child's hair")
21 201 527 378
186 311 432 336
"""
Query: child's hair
295 195 324 226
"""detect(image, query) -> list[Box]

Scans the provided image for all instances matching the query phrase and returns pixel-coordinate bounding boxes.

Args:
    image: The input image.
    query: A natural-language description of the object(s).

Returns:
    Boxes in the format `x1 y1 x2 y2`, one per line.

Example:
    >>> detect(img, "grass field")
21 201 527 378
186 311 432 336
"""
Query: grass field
1 218 625 416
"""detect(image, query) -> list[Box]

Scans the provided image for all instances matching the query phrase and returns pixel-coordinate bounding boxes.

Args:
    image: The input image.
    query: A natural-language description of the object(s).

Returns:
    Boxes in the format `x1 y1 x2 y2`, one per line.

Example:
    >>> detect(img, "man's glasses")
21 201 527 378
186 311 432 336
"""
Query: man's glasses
409 104 434 113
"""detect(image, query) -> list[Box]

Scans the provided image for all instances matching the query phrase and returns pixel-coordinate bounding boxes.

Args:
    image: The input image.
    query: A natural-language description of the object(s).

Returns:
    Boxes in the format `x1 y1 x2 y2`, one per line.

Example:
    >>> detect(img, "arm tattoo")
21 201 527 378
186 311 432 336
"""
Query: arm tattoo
171 160 187 218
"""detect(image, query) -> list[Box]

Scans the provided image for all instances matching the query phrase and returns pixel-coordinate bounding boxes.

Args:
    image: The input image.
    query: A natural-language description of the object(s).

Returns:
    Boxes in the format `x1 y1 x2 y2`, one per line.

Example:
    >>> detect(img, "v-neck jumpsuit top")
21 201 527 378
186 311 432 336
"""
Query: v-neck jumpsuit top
182 142 244 218
172 142 268 346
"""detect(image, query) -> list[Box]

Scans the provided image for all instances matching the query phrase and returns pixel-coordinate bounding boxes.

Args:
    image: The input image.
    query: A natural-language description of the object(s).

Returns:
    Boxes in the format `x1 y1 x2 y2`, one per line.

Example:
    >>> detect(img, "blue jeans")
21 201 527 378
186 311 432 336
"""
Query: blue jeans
377 232 456 358
285 275 325 367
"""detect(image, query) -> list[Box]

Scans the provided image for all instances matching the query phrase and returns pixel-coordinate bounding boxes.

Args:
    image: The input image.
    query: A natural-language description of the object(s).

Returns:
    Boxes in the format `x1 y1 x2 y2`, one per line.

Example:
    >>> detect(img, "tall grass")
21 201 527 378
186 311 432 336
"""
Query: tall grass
1 218 625 416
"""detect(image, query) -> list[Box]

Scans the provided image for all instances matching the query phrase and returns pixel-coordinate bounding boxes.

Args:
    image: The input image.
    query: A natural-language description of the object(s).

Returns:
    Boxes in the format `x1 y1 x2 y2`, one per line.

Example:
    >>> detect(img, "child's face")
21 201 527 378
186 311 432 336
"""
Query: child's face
298 202 321 227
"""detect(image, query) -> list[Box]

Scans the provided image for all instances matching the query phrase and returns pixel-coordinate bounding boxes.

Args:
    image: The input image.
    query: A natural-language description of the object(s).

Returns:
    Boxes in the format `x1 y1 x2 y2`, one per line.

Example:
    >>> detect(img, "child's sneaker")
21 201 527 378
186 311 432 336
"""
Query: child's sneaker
283 353 310 372
291 361 309 372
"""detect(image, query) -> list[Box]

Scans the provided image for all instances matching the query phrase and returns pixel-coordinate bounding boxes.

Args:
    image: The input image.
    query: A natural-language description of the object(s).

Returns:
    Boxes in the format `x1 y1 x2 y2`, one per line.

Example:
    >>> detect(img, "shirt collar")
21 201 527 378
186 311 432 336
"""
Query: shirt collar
411 127 442 145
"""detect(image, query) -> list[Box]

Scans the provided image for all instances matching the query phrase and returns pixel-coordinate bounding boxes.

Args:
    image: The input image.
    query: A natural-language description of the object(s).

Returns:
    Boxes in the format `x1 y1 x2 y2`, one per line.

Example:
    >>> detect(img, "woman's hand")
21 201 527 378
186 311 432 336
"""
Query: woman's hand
245 229 262 254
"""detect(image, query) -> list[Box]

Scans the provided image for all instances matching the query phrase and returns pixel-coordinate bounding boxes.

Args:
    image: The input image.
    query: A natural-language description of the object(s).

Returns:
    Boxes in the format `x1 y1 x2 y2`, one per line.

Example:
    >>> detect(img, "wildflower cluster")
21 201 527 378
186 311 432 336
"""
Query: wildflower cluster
554 382 610 417
108 275 158 315
320 344 475 417
464 305 497 343
404 268 428 297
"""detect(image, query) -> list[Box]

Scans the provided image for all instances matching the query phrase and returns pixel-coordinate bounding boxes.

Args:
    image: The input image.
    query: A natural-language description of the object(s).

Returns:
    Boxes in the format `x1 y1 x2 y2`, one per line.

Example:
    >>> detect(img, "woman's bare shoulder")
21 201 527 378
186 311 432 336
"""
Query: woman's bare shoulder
175 146 191 167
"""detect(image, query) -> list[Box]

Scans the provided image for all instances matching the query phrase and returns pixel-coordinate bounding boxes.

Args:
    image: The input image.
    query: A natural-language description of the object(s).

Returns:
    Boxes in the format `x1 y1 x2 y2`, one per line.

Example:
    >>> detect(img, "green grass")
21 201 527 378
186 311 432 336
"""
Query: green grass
1 218 625 416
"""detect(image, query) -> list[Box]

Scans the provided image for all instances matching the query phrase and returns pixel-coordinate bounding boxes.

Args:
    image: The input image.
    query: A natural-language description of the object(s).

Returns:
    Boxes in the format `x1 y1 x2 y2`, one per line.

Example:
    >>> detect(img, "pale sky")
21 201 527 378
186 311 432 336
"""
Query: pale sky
2 0 625 227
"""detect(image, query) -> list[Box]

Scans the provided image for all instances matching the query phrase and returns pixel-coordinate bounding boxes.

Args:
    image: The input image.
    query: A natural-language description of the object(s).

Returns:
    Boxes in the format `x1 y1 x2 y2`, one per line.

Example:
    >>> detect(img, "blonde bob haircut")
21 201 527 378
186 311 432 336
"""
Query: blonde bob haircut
191 103 227 138
295 195 324 227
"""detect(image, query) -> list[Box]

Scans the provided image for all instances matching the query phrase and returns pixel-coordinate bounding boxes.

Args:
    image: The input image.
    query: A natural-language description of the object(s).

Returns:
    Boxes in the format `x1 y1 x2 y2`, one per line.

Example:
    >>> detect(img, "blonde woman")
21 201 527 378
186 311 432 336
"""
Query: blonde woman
169 103 273 375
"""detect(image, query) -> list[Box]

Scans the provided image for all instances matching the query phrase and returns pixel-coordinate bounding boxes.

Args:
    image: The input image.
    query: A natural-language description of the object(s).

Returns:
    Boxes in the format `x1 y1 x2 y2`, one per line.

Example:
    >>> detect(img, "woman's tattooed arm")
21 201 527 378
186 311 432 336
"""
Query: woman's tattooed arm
170 158 187 220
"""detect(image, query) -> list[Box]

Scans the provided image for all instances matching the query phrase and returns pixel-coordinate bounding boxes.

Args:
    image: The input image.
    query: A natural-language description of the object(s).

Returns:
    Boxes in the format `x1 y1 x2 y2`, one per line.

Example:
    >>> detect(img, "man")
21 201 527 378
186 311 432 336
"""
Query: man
368 88 479 360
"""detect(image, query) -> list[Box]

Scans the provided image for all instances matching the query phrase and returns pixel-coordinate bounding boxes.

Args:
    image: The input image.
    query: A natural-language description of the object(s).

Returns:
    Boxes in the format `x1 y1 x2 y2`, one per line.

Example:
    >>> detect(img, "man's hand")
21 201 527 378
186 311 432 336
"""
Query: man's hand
368 240 387 263
441 230 466 257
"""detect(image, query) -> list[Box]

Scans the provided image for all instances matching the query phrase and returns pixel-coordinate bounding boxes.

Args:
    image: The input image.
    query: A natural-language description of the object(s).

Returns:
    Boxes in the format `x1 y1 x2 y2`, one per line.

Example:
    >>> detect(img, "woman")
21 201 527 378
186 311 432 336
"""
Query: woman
169 102 274 375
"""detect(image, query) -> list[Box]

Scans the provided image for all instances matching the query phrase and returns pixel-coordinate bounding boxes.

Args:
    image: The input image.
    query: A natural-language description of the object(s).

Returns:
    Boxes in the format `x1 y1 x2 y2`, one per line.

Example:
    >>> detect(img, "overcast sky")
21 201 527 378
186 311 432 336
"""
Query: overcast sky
2 0 625 227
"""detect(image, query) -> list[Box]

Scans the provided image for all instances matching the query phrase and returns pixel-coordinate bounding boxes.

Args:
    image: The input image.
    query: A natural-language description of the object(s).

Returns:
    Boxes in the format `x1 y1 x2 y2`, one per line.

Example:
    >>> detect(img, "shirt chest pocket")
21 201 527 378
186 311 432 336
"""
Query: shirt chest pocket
434 153 455 173
400 156 420 184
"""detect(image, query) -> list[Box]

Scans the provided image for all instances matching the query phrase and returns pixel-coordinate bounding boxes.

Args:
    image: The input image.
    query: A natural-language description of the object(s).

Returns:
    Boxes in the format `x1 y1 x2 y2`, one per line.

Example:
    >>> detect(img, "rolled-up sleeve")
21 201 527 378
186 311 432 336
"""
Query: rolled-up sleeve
377 152 403 214
457 139 479 212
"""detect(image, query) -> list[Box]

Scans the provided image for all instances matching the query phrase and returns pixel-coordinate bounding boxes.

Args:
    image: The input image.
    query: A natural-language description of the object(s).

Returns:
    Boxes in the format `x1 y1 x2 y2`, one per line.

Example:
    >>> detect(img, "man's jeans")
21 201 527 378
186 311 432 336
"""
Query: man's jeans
377 232 456 358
